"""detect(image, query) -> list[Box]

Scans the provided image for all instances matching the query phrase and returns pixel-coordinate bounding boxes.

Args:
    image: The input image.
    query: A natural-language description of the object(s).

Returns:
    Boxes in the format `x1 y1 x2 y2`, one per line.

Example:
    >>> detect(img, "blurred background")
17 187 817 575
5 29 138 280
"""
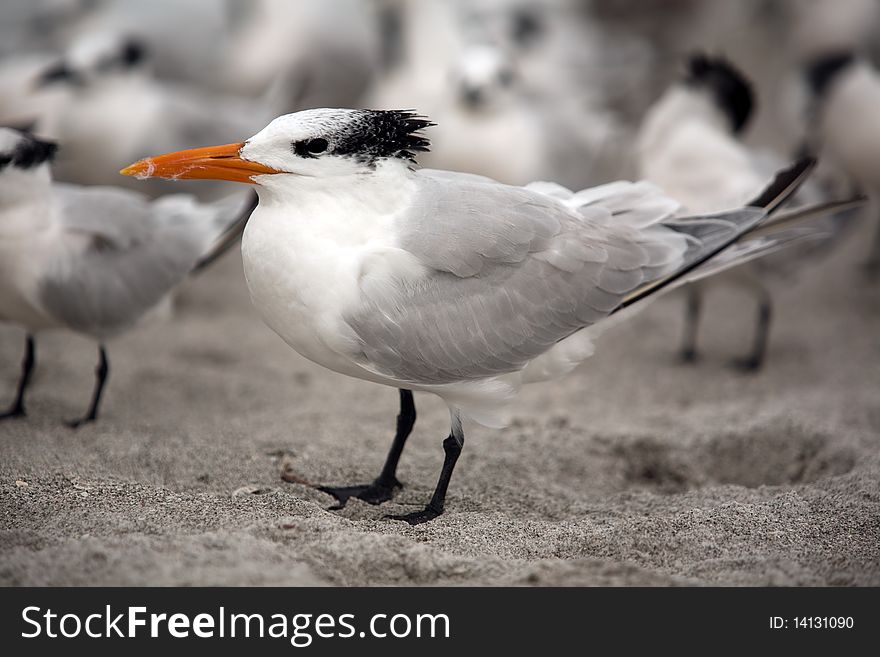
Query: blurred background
1 0 878 196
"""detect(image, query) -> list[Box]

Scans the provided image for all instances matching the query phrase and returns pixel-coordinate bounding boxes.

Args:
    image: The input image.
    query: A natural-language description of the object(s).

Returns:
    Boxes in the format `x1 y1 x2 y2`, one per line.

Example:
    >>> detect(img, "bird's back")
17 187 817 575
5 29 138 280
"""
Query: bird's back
343 169 765 389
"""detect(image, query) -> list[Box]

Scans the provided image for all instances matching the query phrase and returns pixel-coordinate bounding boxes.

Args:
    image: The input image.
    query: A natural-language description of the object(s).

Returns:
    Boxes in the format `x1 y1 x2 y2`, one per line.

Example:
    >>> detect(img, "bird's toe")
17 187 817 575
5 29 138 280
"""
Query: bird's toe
385 505 442 525
317 478 402 509
65 417 95 430
0 408 26 421
679 348 699 364
728 356 764 373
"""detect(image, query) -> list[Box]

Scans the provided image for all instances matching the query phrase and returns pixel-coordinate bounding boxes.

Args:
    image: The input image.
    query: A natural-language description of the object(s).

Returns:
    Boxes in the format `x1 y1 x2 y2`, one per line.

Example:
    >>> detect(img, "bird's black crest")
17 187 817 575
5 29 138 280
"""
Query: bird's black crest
686 53 754 133
804 51 856 97
0 133 58 172
333 110 434 165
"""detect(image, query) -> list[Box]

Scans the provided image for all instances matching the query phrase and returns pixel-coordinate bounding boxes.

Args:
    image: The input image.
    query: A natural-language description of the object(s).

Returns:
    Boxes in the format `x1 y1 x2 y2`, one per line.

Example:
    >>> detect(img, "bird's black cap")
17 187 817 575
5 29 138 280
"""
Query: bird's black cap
0 131 58 172
337 110 433 164
685 53 755 134
292 109 434 166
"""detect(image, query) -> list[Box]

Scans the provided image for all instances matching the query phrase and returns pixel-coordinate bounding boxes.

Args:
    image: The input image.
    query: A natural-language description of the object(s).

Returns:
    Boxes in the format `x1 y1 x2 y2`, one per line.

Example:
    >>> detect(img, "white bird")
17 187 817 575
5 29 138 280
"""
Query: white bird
802 51 880 274
0 128 256 426
123 108 826 523
637 54 849 369
60 0 233 87
19 32 295 199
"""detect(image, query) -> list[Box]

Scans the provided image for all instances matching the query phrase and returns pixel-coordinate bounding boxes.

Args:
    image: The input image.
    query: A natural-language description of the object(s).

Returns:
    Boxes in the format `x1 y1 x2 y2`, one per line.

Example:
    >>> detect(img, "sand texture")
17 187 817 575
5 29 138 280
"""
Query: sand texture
1 226 878 586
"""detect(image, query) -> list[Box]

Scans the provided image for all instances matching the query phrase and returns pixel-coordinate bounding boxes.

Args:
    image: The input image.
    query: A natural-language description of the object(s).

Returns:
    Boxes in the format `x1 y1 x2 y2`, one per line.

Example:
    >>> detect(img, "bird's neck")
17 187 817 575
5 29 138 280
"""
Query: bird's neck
254 159 417 235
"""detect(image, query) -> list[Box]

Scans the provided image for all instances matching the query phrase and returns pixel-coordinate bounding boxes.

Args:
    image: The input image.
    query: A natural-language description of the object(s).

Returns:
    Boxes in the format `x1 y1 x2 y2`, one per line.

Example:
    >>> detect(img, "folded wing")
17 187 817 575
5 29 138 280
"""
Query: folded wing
344 171 766 385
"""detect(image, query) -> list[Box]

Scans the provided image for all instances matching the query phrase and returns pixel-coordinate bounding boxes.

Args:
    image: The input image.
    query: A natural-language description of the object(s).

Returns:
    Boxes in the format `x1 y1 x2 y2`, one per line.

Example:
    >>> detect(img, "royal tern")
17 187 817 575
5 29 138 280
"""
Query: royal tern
637 54 851 369
0 128 257 426
124 108 825 523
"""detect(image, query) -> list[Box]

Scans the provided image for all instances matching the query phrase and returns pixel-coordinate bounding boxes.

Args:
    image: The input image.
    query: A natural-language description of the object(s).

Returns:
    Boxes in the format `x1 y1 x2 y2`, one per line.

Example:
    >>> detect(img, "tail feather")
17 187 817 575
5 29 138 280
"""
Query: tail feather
747 195 865 239
746 156 817 212
664 231 828 292
616 158 818 312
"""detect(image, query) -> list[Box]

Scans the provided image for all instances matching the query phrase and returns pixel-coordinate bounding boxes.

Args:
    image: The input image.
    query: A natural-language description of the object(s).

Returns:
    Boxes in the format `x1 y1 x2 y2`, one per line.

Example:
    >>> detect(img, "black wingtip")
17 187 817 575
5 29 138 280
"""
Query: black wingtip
0 131 59 171
747 156 816 213
191 190 259 275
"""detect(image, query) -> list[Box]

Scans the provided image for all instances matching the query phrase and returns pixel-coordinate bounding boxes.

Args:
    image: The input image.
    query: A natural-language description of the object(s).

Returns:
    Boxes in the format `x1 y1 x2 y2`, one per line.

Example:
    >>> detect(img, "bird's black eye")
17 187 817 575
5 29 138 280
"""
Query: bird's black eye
306 138 328 153
293 137 328 158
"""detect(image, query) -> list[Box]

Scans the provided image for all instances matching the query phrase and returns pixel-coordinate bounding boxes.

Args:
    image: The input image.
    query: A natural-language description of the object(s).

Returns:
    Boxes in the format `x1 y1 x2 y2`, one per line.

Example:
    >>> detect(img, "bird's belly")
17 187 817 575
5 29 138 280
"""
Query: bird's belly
0 281 55 331
0 243 57 331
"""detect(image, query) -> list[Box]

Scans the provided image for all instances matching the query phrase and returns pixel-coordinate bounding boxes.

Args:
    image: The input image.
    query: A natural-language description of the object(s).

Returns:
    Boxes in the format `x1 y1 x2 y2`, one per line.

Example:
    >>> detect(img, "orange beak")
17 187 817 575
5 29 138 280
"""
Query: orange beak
119 142 281 184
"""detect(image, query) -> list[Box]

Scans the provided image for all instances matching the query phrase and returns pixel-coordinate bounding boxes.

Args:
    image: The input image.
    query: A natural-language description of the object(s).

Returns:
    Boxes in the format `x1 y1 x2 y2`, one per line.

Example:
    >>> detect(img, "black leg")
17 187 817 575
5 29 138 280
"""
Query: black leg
387 411 464 525
864 211 880 279
1 334 35 420
318 389 416 508
731 293 772 373
679 285 702 363
67 345 109 429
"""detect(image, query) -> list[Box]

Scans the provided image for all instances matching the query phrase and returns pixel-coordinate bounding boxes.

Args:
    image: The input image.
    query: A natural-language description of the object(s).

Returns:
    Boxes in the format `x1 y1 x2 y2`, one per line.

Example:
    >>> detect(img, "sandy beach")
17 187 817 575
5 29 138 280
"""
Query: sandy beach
1 218 878 587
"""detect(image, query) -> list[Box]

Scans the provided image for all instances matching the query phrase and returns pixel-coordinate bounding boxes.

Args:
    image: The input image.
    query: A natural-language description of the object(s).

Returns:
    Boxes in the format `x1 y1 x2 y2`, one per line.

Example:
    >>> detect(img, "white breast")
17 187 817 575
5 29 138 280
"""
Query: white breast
240 172 419 383
0 205 61 331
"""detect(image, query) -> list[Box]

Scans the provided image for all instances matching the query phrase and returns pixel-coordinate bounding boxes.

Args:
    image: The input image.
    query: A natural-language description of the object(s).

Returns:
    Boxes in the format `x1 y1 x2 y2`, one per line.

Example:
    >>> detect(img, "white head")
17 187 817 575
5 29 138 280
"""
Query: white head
0 128 56 208
121 108 434 184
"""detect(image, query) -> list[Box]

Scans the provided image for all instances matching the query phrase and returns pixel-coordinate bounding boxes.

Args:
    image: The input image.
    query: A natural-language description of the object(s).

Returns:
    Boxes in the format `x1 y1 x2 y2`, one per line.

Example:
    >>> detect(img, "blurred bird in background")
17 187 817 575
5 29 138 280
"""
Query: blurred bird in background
637 54 856 369
12 32 302 199
0 128 256 426
801 51 880 276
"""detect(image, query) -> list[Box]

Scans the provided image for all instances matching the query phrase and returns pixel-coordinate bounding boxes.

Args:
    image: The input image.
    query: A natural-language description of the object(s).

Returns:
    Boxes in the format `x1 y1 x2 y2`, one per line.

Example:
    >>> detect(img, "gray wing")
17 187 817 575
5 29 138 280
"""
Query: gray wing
38 185 212 337
344 173 765 385
52 183 154 248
